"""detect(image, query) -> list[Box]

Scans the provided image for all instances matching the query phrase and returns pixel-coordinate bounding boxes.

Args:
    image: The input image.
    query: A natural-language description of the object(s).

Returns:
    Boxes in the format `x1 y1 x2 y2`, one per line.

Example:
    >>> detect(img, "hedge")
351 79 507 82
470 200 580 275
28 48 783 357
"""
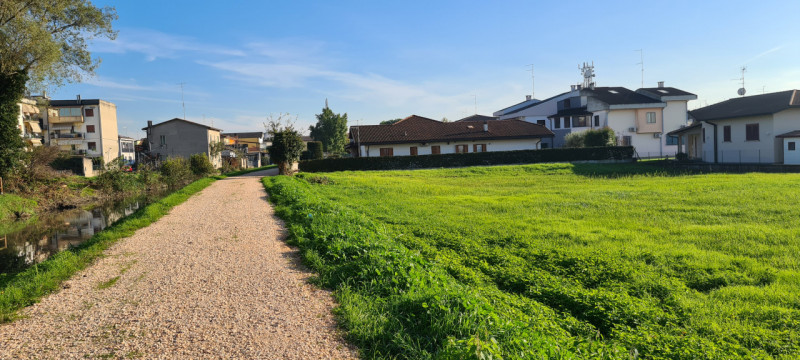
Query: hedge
299 146 634 172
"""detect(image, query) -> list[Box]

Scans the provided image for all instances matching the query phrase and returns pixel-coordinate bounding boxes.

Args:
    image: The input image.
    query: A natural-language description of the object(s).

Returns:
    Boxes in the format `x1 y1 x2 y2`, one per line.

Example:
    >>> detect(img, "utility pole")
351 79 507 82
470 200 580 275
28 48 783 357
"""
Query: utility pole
178 82 187 119
526 64 535 99
635 49 644 88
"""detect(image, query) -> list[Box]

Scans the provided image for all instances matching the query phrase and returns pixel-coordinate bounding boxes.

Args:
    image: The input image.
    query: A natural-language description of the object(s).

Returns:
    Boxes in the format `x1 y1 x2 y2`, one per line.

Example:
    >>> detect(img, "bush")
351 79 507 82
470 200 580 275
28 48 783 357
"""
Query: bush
676 152 689 162
583 127 616 147
564 132 585 148
268 130 305 175
159 157 192 188
189 154 215 177
306 141 324 160
299 146 634 172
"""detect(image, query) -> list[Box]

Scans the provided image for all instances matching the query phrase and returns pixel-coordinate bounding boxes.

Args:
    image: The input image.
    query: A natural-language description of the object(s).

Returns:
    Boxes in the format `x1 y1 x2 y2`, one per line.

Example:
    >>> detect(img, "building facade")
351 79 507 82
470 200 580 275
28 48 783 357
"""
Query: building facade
118 136 136 166
17 98 44 147
41 97 119 165
143 118 222 167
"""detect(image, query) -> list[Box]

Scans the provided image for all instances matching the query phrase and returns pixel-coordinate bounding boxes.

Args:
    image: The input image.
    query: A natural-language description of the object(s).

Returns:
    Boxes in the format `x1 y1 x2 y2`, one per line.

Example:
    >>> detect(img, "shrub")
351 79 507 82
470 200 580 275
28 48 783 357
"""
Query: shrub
189 154 215 177
564 132 585 148
268 130 304 175
306 141 324 160
676 152 689 162
159 157 192 188
583 127 616 147
299 146 634 172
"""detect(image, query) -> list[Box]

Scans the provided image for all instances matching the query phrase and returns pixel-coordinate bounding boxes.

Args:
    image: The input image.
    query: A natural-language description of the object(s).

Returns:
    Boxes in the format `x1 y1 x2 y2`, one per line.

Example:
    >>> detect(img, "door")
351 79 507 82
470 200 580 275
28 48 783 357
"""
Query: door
688 134 699 159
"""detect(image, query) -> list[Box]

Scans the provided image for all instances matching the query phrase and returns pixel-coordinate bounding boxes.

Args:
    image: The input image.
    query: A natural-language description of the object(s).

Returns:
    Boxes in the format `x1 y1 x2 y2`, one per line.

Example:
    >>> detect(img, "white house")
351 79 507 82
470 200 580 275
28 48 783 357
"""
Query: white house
348 115 554 157
669 90 800 164
119 136 135 166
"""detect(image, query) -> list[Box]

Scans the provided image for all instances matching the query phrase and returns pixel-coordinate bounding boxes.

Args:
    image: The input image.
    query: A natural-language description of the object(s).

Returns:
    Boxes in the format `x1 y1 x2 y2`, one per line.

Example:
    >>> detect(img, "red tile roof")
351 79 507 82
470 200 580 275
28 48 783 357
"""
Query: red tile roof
349 115 553 145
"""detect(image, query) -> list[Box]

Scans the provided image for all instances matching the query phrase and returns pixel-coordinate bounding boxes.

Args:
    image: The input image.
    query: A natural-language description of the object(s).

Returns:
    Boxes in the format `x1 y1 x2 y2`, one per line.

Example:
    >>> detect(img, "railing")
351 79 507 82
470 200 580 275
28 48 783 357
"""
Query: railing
636 151 679 160
48 115 83 124
50 132 83 139
23 133 43 139
702 150 771 164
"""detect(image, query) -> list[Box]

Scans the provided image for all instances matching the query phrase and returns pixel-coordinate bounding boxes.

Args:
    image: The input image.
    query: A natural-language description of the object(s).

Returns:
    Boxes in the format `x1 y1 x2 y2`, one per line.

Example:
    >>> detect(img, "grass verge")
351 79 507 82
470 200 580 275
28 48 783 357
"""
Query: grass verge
0 194 37 223
0 176 217 322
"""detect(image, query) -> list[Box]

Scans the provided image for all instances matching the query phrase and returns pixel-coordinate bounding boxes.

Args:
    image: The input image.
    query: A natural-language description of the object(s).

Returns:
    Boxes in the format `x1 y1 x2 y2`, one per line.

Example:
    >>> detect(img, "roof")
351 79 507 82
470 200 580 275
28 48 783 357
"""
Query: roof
494 97 540 115
689 90 800 121
301 135 313 142
666 122 702 136
118 135 134 140
776 130 800 138
547 107 593 118
501 91 569 116
455 114 498 122
637 87 696 98
222 132 264 138
142 118 222 132
583 87 663 106
48 99 103 106
350 115 553 145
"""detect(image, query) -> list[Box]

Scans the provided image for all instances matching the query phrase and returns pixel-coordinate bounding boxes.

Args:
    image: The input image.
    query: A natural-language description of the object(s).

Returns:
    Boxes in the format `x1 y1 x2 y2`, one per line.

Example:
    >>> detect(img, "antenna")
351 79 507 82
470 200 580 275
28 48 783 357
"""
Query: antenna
635 49 644 88
178 82 187 119
580 62 596 88
735 66 746 96
472 94 477 114
526 64 535 99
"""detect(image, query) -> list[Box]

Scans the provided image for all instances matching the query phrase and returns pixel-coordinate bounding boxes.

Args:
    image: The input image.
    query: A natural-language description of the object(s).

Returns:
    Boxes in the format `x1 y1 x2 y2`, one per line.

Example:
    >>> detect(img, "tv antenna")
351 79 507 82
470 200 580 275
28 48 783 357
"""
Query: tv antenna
735 67 746 96
635 49 644 88
178 82 187 119
526 64 535 99
579 61 595 88
472 94 477 114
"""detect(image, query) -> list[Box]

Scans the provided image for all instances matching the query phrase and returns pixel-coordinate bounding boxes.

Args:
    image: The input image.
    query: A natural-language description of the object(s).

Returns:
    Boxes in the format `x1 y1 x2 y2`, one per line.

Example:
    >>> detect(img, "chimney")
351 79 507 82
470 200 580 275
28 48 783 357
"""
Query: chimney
570 85 577 91
526 95 532 101
658 81 664 88
483 120 488 132
76 94 81 104
576 84 582 90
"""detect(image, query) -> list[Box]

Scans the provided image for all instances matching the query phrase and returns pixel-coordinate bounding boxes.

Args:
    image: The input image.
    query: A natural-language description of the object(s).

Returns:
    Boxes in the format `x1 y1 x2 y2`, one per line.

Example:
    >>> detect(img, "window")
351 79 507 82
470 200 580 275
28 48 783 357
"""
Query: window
702 128 706 143
666 135 679 146
646 112 656 124
572 116 587 127
58 108 81 117
455 144 468 153
594 115 600 127
789 142 796 151
431 145 440 155
379 148 394 157
87 142 97 151
86 125 95 133
563 117 570 128
84 108 94 117
621 136 632 146
746 124 759 141
554 118 561 129
536 120 546 126
723 125 731 142
410 146 418 156
160 135 166 145
541 142 550 149
473 144 486 152
563 99 571 108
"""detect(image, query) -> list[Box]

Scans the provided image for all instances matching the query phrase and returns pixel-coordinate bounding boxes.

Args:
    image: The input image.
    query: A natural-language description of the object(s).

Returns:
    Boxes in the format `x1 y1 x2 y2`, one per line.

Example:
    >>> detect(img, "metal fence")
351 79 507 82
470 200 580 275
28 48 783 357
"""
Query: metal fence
635 151 679 160
702 150 772 164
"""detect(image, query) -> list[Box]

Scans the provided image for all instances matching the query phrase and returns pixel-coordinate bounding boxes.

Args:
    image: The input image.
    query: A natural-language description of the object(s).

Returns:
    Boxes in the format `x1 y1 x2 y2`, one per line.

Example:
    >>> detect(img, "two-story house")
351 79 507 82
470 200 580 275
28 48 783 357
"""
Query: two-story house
143 118 222 167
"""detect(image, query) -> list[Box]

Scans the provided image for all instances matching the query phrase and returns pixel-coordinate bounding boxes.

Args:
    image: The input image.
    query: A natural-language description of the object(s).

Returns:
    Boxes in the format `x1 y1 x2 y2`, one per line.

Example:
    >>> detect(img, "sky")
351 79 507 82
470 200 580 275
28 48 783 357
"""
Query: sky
44 0 800 139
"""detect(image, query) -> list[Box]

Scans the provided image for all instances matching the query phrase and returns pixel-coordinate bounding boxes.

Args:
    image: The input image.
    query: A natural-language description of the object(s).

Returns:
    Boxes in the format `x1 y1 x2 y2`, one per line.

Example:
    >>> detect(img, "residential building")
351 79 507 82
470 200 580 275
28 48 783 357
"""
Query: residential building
17 98 44 147
118 136 135 166
143 118 222 167
41 96 119 165
669 90 800 164
221 132 265 168
455 114 498 122
348 115 553 157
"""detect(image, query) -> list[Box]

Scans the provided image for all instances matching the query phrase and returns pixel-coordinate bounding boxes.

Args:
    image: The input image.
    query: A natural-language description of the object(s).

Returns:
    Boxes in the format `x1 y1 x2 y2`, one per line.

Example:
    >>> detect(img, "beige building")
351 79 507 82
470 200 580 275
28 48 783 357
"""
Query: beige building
143 118 222 167
16 98 44 147
41 96 119 166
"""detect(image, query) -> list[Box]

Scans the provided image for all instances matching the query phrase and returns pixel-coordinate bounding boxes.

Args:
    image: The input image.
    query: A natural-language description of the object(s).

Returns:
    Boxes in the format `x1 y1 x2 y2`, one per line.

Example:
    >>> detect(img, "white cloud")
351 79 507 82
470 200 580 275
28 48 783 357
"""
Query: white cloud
92 28 246 61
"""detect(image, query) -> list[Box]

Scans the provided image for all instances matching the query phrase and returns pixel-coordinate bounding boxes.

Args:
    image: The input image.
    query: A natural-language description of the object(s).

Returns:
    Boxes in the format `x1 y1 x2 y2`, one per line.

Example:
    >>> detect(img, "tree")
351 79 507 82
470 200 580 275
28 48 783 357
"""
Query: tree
380 118 402 125
0 1 117 177
309 104 348 155
265 113 304 175
441 117 450 123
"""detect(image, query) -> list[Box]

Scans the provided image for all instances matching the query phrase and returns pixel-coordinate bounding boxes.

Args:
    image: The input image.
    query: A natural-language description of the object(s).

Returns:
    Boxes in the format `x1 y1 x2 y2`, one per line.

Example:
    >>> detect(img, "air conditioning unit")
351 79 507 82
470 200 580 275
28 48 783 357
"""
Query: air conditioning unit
653 132 662 138
628 127 637 133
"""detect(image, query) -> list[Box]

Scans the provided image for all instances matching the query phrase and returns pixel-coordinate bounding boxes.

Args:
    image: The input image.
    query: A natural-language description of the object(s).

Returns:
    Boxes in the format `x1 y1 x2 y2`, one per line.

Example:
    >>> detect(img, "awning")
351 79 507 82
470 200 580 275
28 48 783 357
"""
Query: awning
26 138 42 146
25 121 42 133
21 104 39 114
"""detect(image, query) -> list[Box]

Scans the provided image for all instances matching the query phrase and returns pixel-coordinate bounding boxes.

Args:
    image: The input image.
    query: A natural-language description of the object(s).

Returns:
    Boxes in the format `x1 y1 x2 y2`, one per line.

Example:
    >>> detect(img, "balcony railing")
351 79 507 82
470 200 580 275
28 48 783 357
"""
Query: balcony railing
50 132 83 139
48 115 84 124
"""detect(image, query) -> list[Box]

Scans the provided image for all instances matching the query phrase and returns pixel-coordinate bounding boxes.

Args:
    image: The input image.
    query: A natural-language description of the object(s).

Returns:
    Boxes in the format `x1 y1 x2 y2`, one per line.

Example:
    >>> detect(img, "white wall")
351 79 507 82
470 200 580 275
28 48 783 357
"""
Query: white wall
359 138 541 157
784 137 800 165
772 108 800 163
714 115 775 163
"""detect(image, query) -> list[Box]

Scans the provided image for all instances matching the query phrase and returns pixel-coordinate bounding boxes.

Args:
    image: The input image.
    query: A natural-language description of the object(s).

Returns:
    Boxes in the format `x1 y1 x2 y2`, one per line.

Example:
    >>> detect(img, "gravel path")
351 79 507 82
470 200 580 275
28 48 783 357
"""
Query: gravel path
0 169 358 359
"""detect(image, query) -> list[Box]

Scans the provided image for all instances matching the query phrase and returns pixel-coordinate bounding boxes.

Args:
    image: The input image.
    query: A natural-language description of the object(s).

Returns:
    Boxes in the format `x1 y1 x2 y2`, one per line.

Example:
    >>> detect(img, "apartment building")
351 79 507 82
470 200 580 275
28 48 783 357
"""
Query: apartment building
41 96 119 165
17 98 44 147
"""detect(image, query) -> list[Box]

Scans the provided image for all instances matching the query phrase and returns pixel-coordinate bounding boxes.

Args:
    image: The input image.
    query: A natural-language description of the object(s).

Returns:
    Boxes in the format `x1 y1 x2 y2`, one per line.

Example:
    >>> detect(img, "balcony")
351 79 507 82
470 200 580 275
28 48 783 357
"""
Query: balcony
50 132 83 139
48 115 84 124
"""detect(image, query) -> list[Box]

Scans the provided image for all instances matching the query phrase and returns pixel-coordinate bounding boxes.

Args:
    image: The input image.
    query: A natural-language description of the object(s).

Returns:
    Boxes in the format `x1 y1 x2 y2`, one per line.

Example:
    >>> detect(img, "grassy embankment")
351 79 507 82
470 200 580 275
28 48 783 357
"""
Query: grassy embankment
264 162 800 359
0 194 37 235
0 164 275 322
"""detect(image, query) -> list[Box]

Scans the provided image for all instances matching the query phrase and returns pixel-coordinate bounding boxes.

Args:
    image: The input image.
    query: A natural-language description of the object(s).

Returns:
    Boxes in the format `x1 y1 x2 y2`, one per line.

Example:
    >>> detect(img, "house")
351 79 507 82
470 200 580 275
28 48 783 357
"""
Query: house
494 92 571 148
142 118 222 167
118 136 135 166
41 96 119 165
348 115 554 157
668 90 800 164
221 132 264 168
455 114 498 122
17 98 44 147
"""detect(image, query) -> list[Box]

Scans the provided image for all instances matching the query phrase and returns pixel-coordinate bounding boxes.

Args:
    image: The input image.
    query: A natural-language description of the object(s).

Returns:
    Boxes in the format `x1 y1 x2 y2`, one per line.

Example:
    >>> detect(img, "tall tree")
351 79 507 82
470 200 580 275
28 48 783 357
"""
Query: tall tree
0 0 117 176
309 102 348 154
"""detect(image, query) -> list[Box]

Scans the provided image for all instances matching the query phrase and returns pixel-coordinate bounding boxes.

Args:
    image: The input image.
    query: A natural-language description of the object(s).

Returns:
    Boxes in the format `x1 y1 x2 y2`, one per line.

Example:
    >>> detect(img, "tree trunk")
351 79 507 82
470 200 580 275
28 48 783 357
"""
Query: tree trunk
0 71 28 177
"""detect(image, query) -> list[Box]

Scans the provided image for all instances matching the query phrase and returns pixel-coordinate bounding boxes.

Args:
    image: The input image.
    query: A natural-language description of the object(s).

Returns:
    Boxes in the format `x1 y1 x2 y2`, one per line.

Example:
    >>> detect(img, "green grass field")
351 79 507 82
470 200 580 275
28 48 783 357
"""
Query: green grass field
266 162 800 359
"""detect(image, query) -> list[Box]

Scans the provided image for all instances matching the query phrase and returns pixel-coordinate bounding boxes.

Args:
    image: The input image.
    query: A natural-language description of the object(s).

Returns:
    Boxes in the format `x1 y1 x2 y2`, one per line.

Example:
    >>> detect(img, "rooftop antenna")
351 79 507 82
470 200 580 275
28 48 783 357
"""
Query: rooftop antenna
580 61 596 88
635 49 644 88
735 66 747 96
472 94 477 114
178 82 187 119
526 64 535 99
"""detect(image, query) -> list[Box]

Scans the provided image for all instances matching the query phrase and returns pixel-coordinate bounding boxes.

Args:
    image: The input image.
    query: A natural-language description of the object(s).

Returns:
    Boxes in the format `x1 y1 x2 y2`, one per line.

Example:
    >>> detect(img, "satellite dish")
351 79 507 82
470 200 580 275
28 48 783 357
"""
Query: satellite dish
738 88 746 96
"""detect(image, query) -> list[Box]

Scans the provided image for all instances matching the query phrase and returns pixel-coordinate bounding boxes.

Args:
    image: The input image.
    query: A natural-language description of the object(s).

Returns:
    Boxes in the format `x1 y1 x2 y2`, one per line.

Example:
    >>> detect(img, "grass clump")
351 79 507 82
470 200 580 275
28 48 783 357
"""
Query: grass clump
0 194 36 222
265 162 800 359
96 276 120 290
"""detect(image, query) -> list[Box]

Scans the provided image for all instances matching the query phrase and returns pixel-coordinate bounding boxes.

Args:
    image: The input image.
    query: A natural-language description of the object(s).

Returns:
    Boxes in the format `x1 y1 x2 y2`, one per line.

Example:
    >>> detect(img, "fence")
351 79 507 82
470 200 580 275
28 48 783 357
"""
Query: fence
702 150 772 164
635 151 679 160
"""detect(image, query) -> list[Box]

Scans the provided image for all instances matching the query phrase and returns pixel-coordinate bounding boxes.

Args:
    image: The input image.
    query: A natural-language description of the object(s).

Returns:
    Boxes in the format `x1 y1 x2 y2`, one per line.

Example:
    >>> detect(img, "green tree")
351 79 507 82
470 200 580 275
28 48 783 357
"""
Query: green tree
380 118 402 125
309 104 348 154
0 0 117 177
266 113 305 175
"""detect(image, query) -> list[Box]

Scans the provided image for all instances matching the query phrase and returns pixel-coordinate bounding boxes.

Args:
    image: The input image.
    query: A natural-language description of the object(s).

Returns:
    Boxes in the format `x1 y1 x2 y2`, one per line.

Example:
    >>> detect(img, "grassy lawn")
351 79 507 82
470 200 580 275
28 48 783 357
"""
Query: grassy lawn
266 162 800 359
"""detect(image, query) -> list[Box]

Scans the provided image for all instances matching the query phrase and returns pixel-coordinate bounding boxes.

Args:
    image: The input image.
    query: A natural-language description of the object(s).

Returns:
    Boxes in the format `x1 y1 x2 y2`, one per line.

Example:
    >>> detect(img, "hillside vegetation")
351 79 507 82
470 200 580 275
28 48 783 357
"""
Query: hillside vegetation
265 163 800 359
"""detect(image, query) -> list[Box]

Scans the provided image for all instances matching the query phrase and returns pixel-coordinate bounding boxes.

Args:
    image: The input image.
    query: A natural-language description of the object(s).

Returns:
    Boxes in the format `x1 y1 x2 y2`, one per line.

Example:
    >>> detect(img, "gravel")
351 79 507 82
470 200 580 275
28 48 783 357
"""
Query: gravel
0 169 358 359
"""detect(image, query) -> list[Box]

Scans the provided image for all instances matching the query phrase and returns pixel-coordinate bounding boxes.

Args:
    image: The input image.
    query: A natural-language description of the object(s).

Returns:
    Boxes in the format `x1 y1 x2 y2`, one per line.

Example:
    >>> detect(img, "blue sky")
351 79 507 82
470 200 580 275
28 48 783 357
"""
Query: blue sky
47 0 800 139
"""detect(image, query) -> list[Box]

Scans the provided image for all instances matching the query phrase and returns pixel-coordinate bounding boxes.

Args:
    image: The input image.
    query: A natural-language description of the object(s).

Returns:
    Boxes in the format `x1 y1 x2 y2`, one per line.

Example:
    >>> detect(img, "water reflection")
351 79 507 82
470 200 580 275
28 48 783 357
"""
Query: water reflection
0 194 160 275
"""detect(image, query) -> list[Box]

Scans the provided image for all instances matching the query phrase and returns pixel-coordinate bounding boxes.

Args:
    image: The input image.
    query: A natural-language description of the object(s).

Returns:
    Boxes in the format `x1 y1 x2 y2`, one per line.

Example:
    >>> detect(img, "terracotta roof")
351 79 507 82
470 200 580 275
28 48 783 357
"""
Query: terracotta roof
776 130 800 138
350 115 553 145
690 90 800 121
142 118 222 132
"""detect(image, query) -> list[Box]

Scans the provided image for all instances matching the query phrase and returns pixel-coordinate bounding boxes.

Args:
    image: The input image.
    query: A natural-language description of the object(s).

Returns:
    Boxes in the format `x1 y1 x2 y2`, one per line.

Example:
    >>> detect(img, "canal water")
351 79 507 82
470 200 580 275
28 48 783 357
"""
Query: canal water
0 192 166 275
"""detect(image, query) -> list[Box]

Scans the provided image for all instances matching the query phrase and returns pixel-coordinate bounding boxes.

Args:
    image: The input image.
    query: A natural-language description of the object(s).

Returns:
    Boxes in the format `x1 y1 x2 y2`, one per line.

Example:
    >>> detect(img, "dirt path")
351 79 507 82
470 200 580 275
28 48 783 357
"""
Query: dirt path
0 169 357 359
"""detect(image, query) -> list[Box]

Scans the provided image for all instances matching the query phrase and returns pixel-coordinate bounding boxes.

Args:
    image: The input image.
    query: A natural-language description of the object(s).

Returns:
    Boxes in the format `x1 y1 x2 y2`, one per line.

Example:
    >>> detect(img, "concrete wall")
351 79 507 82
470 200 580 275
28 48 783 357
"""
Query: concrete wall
149 122 214 162
714 115 775 163
98 101 119 165
358 138 542 157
